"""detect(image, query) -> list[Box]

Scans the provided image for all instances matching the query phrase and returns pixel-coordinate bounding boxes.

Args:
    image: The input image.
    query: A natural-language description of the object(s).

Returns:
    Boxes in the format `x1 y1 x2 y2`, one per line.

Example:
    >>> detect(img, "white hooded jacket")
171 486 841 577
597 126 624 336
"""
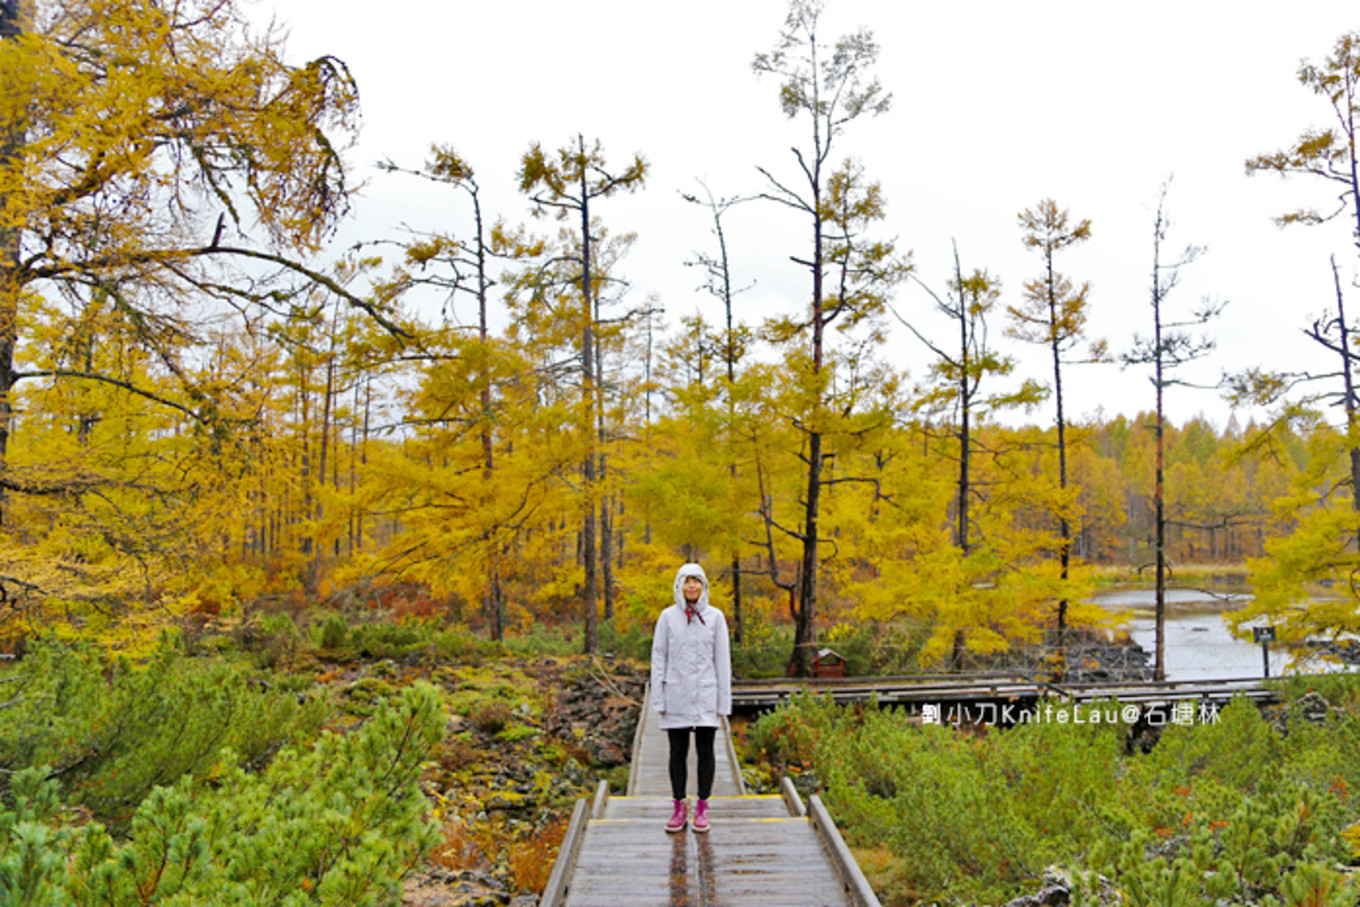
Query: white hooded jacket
650 563 732 730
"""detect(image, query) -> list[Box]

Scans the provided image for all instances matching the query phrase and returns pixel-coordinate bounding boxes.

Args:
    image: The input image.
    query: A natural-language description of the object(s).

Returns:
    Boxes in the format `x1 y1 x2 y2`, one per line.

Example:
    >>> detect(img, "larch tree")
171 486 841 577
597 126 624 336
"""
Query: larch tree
587 226 645 624
517 135 646 654
0 0 389 620
753 0 910 676
1008 199 1099 674
899 246 1045 667
1232 30 1360 657
682 180 754 642
1120 180 1223 681
1243 30 1360 531
1246 31 1360 255
903 246 1043 555
376 146 529 640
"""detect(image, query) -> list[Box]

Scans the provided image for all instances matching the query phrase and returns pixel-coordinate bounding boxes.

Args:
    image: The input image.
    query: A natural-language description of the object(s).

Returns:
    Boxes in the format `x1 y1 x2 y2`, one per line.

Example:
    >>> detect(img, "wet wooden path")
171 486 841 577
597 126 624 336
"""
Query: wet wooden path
542 685 879 907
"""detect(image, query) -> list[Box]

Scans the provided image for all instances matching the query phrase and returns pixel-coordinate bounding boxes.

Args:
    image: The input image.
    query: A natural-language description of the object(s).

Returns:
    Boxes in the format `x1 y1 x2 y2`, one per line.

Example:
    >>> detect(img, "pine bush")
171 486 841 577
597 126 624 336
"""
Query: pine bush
0 682 443 905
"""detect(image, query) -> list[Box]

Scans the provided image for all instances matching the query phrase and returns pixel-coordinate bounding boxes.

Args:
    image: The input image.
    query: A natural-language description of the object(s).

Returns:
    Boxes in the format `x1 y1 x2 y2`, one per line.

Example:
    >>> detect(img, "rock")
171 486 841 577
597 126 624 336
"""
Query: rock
1306 639 1360 665
589 740 627 767
1296 690 1330 723
1004 867 1125 907
544 660 645 771
1064 636 1153 683
1002 885 1069 907
1002 865 1073 906
402 868 512 907
1272 690 1334 737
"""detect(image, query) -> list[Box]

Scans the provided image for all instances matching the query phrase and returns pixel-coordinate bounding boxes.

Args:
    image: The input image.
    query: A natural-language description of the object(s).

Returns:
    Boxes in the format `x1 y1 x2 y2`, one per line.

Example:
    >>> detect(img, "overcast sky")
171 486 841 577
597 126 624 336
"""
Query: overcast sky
261 0 1359 430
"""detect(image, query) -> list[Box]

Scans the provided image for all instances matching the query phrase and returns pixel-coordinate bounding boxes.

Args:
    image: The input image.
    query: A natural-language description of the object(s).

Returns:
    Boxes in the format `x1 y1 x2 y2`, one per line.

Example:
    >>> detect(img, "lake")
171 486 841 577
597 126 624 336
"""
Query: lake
1090 587 1300 681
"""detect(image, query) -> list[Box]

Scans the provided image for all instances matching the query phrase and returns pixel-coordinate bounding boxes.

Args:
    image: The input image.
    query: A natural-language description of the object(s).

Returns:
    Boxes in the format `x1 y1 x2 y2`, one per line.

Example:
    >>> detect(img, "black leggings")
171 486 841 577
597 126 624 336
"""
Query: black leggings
667 726 717 801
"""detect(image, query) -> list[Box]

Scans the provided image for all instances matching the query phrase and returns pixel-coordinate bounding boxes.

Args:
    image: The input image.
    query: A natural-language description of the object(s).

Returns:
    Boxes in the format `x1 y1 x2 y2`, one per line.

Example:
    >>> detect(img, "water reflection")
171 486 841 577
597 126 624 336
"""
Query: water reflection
1090 587 1290 681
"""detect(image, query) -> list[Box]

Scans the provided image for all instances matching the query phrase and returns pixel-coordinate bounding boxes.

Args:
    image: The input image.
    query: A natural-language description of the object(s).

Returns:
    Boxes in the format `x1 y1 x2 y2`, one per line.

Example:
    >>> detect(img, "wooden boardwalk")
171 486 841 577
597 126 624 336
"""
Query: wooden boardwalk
625 688 746 798
730 674 1279 716
542 685 878 907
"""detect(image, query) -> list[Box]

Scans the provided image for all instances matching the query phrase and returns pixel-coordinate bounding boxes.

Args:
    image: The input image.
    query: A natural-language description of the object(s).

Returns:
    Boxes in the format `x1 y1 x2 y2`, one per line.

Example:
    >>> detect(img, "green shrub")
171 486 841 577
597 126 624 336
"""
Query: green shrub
0 682 443 905
596 619 652 662
0 641 327 826
747 685 1360 906
746 691 842 768
253 612 305 669
348 621 432 659
501 624 579 658
731 618 793 679
1269 672 1360 710
315 614 350 653
431 626 500 661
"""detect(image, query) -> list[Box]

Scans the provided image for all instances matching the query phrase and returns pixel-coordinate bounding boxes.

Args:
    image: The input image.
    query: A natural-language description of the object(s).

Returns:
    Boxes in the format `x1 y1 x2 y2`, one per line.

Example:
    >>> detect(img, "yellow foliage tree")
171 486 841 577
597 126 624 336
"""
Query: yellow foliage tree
0 0 373 635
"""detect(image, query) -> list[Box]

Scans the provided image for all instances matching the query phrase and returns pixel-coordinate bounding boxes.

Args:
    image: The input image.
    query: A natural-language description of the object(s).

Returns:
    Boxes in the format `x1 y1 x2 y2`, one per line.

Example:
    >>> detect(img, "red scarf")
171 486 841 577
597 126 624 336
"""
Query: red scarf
685 602 705 624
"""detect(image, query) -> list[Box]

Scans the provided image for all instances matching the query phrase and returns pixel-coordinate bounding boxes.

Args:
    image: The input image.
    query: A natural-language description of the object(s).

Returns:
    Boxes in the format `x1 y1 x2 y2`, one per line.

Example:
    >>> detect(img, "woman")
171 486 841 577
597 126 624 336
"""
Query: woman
650 562 732 833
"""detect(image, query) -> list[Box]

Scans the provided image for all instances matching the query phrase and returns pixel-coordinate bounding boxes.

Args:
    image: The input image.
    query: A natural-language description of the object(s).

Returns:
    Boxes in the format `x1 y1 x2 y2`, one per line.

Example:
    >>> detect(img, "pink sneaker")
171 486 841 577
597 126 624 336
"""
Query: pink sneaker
665 799 687 833
692 799 709 833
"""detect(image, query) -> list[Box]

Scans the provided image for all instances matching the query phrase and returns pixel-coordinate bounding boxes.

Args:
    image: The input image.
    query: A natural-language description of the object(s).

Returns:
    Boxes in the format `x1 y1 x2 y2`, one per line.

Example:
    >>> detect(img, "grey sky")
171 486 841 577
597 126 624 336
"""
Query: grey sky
265 0 1360 429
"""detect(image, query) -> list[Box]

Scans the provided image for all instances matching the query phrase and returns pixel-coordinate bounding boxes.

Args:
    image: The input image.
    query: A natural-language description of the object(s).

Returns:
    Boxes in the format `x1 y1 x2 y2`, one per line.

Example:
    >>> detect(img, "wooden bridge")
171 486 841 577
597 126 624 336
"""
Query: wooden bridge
540 673 1282 904
728 673 1279 717
541 684 879 907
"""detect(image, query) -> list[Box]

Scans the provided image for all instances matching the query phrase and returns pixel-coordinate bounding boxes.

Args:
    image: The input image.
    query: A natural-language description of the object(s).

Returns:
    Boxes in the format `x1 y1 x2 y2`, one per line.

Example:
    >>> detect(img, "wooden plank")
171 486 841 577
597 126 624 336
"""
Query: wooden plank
567 813 856 907
628 700 743 799
604 794 789 821
540 797 589 907
563 692 875 907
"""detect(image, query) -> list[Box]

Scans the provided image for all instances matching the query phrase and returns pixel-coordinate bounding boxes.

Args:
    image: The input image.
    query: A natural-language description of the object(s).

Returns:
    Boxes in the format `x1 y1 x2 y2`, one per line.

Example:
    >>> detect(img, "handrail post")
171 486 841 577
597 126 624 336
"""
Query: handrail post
779 776 806 817
590 779 610 819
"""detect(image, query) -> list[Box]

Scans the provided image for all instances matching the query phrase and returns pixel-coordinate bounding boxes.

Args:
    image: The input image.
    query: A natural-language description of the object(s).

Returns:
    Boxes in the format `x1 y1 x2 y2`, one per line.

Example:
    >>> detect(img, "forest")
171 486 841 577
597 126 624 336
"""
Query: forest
0 0 1356 675
3 0 1360 902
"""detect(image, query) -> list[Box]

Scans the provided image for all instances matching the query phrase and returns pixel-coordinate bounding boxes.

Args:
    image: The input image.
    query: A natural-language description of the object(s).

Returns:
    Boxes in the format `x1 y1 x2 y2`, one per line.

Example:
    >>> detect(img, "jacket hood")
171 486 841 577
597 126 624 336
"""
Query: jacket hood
673 562 710 611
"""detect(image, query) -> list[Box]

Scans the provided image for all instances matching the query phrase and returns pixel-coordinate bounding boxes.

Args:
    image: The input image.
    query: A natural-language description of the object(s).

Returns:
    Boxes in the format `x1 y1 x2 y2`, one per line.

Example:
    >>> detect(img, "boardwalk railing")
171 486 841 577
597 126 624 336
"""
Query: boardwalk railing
540 798 588 907
731 673 1279 711
544 682 880 906
808 794 880 907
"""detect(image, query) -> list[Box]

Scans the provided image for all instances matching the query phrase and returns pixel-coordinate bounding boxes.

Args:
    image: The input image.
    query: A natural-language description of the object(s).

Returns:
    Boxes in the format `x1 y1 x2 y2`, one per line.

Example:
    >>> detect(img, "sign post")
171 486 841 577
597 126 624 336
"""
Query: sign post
1252 626 1276 678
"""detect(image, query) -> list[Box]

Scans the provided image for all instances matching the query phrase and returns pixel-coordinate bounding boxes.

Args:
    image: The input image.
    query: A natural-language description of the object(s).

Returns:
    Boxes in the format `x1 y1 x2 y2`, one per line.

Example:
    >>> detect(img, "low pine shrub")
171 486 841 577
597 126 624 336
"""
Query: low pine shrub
349 620 432 659
0 682 443 904
747 685 1360 905
0 641 327 826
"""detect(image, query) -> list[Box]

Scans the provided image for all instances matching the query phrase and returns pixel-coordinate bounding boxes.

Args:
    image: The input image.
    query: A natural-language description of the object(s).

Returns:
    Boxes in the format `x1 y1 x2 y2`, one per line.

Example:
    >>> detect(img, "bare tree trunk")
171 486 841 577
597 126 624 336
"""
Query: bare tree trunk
600 492 614 621
791 184 825 678
957 277 971 553
471 188 504 641
349 380 359 557
359 377 370 553
0 1 27 525
1046 254 1072 677
578 136 598 655
312 314 337 585
298 376 313 571
1153 273 1167 682
1333 258 1360 546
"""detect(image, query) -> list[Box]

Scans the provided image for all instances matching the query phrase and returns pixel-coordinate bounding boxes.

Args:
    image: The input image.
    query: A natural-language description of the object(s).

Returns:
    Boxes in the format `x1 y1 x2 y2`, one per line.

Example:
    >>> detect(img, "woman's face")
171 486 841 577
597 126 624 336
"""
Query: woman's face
682 576 703 603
